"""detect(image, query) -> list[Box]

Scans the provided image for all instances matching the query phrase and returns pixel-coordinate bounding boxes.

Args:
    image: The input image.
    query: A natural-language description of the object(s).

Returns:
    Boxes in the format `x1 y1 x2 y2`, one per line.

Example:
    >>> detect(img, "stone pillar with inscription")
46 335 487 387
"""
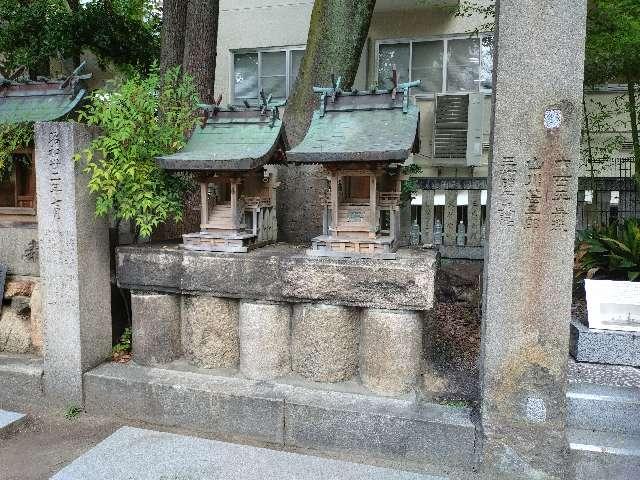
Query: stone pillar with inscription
479 1 587 479
35 122 112 407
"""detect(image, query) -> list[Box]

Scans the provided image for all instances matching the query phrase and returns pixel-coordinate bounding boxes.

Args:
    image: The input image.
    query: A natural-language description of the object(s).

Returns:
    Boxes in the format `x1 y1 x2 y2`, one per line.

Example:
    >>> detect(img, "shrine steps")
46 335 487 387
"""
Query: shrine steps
309 235 398 259
183 231 258 253
567 359 640 478
570 429 640 480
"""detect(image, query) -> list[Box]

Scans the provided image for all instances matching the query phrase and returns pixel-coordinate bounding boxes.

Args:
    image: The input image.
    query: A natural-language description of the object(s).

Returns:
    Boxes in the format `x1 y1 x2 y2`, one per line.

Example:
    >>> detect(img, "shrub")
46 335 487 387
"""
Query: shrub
575 218 640 282
76 67 199 239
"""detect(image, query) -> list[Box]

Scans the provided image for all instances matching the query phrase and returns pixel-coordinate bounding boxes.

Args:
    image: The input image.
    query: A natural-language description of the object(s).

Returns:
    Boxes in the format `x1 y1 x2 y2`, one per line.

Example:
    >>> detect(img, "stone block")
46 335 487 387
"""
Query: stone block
0 353 44 409
291 304 359 383
280 252 438 311
360 309 423 396
116 244 438 312
567 383 640 435
35 122 112 407
83 362 285 445
478 0 587 477
570 429 640 480
83 361 478 471
239 301 291 380
282 386 477 469
132 292 181 366
0 304 32 354
570 318 640 367
181 295 239 369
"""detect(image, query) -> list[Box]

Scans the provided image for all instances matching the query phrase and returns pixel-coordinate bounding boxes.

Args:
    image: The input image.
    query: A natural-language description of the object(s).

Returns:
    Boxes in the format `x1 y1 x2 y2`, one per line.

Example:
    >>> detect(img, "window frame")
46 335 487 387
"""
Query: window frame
230 45 306 105
0 148 37 218
375 33 494 98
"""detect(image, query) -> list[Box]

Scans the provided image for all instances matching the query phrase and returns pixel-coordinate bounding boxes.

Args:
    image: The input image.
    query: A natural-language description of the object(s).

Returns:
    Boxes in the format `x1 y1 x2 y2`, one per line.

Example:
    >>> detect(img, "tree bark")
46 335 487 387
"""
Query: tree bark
277 0 376 244
160 0 188 74
283 0 376 147
627 80 640 189
182 0 219 103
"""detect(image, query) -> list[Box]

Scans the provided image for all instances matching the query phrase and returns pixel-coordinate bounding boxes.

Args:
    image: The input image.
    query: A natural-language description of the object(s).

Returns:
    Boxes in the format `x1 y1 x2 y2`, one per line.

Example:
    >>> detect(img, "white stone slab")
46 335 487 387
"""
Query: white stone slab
51 427 444 480
0 409 26 433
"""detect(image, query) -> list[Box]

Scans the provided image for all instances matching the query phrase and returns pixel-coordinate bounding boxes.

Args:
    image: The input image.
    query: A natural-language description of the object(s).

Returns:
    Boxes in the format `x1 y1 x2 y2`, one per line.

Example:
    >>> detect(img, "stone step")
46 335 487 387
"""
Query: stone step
0 353 44 409
51 426 447 480
570 429 640 480
568 383 640 434
83 362 477 470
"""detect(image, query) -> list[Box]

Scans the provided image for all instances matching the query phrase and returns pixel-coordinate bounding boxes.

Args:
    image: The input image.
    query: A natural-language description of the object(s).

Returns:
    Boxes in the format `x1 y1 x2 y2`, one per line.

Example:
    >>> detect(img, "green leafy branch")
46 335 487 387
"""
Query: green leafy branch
75 66 199 239
0 123 33 181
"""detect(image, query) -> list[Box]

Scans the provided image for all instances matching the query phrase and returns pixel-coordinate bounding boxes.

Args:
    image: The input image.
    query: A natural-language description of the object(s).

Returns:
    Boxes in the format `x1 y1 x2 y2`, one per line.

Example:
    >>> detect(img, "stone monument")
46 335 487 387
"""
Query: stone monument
479 1 587 478
35 122 112 407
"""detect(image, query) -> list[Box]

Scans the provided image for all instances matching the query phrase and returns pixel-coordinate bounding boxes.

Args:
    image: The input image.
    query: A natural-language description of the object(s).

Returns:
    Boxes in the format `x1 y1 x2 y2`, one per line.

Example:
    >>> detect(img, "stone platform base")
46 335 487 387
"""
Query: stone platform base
183 232 259 253
570 318 640 367
309 235 397 260
84 361 477 470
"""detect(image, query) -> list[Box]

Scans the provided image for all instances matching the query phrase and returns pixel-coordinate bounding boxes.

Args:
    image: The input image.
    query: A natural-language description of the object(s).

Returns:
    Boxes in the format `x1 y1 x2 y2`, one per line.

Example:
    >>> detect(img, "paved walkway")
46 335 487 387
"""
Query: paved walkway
51 427 445 480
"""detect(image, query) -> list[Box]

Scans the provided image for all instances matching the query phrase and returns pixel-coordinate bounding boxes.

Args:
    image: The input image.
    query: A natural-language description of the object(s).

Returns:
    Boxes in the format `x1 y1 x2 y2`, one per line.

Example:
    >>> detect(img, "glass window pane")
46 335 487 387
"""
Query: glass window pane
290 50 305 85
480 36 494 91
234 53 258 99
261 51 286 77
262 76 286 99
411 40 444 93
446 38 480 93
378 43 410 90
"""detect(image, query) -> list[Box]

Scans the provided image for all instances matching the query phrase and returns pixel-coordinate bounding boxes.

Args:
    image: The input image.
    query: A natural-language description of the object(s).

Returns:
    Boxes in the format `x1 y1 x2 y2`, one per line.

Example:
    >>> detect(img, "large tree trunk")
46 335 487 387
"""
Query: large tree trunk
182 0 219 103
283 0 376 147
278 0 376 244
628 80 640 189
160 0 188 74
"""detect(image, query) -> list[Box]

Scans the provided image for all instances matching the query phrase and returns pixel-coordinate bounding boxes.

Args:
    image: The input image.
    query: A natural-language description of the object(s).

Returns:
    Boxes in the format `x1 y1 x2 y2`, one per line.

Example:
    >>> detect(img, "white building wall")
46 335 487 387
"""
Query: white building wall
214 0 634 179
215 0 314 104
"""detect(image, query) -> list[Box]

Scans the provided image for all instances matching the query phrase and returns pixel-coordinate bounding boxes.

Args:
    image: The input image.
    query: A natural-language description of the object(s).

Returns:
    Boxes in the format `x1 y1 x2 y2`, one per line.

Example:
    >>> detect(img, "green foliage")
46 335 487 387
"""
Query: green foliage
446 0 495 34
64 404 83 420
585 0 640 85
582 96 627 177
0 0 160 78
400 163 422 205
0 123 33 181
76 67 199 239
112 327 132 355
575 219 640 282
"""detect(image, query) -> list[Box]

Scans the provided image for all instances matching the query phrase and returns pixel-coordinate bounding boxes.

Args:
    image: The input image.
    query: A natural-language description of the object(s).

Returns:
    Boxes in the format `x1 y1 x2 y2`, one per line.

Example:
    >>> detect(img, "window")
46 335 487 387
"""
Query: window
377 35 493 94
0 151 36 216
233 48 305 103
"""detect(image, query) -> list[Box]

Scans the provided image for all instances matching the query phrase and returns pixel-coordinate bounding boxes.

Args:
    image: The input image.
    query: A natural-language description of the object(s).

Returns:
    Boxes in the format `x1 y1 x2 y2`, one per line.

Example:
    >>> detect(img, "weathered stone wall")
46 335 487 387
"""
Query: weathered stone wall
0 225 39 277
0 276 43 355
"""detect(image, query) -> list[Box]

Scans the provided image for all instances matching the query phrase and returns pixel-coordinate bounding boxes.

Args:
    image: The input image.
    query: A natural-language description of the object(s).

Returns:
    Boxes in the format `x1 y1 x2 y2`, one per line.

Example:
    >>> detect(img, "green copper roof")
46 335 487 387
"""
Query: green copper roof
157 110 284 171
287 92 420 164
0 83 86 124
